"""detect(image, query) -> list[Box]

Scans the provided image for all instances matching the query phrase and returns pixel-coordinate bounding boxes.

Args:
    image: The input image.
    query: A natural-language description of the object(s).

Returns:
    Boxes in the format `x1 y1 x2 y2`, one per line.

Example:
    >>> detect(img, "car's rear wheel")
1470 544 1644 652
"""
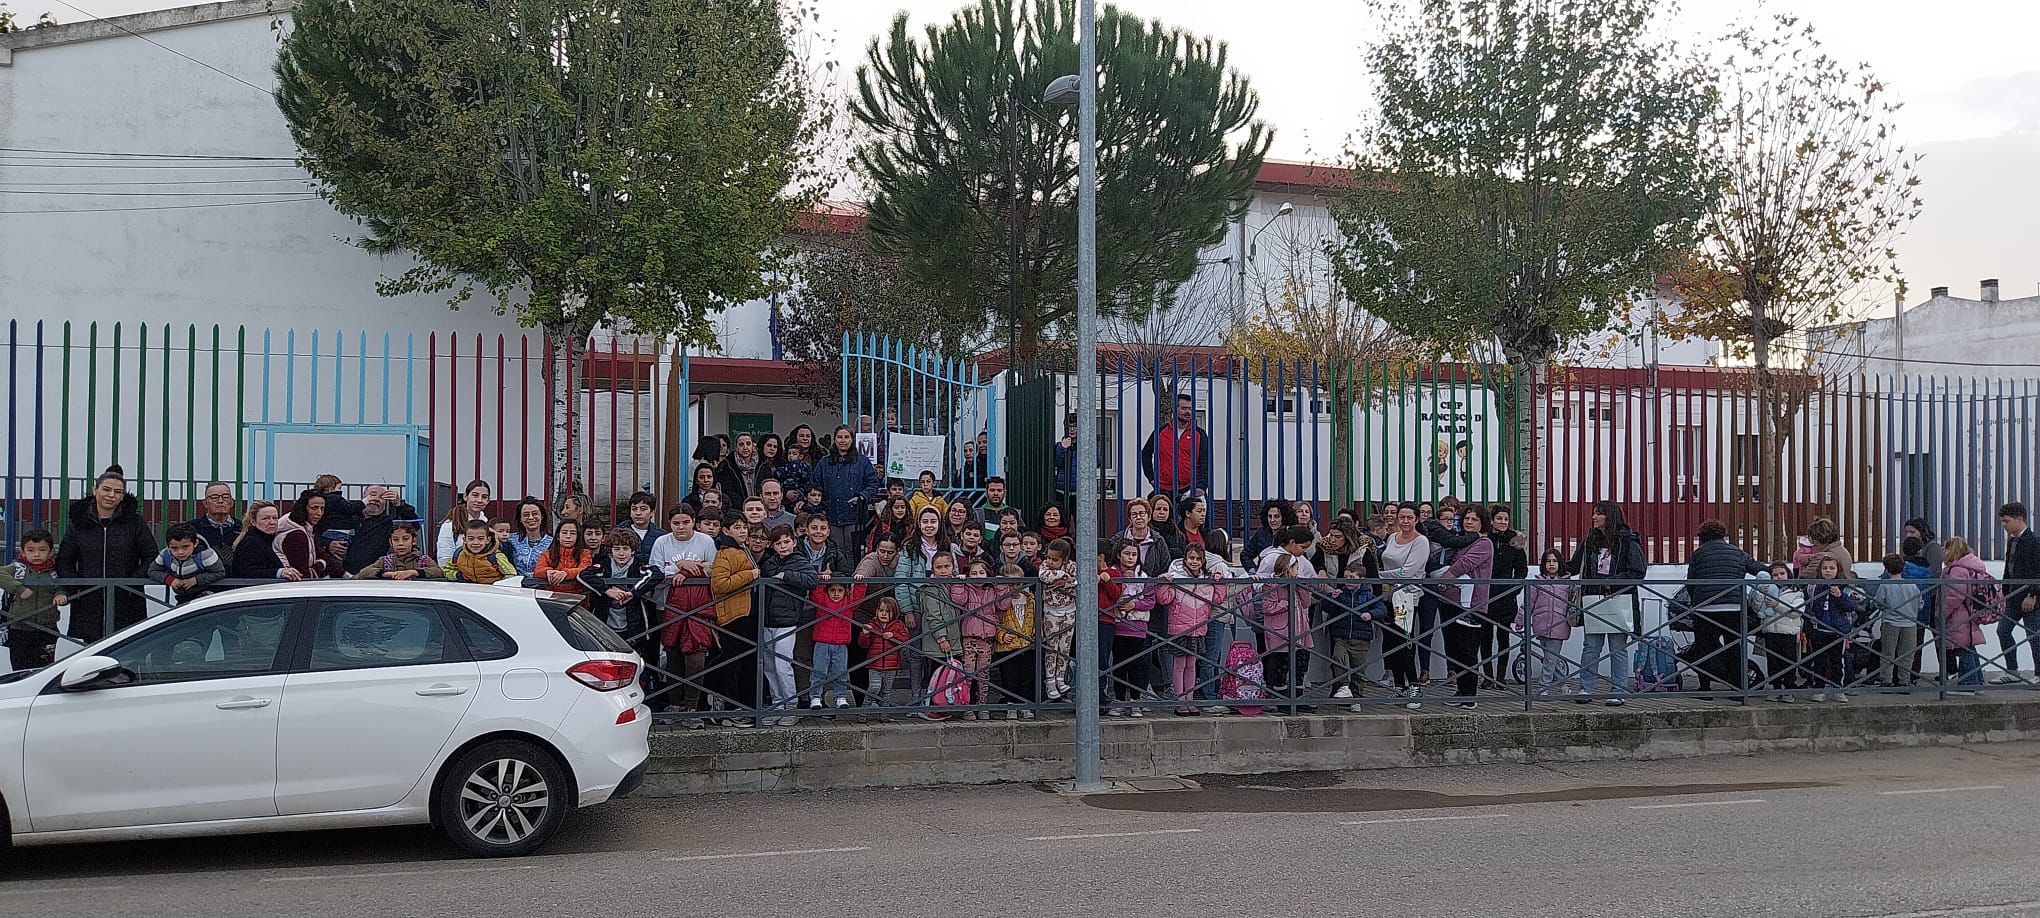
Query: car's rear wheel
436 740 569 857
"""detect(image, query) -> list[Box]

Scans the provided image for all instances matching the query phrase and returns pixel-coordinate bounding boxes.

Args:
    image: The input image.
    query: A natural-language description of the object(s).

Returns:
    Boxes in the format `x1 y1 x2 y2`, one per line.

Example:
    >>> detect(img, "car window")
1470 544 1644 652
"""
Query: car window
450 611 516 661
540 597 634 654
110 602 294 684
308 600 449 671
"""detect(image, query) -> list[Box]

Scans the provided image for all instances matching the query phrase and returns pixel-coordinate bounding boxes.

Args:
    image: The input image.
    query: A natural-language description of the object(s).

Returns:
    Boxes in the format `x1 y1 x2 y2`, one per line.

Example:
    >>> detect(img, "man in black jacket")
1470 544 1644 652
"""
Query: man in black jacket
56 467 159 643
1997 502 2040 682
341 485 421 574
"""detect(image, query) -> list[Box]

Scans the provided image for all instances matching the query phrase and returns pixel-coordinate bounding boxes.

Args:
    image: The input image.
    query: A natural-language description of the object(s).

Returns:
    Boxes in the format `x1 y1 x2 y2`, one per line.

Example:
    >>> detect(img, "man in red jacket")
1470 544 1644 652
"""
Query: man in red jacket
1139 394 1212 500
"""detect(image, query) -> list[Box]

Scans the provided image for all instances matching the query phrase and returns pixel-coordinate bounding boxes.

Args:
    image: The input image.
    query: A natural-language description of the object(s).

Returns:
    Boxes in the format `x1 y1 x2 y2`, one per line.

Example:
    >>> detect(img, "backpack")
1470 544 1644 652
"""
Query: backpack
1219 640 1266 716
1632 636 1679 692
1968 578 2004 626
928 659 972 709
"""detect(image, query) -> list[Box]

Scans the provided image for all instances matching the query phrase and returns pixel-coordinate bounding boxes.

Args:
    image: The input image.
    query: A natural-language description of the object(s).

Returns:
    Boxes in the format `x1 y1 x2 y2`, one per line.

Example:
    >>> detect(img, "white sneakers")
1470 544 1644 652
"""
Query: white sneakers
1332 686 1354 699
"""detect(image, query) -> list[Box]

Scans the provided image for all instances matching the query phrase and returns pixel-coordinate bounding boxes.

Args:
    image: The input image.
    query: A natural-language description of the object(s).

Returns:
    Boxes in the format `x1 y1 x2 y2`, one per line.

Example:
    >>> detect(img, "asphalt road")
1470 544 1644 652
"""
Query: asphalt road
9 743 2040 918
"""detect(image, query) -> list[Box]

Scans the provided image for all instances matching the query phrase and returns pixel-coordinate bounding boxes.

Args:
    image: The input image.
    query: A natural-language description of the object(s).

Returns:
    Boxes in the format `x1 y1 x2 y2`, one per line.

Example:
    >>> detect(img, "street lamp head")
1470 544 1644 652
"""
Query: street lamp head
1042 74 1082 107
1276 202 1295 217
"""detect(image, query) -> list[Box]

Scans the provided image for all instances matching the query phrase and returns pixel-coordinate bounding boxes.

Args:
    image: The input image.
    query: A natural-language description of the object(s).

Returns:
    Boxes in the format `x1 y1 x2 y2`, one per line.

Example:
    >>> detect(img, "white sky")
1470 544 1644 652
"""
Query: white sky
53 0 2040 309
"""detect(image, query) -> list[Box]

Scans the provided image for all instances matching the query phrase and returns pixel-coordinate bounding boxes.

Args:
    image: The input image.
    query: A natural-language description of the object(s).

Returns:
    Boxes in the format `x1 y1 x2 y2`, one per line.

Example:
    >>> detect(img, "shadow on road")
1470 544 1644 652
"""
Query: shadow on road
1085 778 1833 813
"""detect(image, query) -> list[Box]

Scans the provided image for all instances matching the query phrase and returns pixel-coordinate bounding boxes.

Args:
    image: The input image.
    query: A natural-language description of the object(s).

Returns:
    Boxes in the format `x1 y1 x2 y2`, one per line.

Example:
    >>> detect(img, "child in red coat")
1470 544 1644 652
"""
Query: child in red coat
858 597 912 718
809 580 866 711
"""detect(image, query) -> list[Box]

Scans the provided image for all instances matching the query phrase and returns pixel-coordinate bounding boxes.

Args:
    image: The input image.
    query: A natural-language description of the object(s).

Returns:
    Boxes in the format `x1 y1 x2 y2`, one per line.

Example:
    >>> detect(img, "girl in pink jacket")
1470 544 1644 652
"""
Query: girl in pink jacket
1516 549 1575 694
949 557 1011 716
1156 543 1229 714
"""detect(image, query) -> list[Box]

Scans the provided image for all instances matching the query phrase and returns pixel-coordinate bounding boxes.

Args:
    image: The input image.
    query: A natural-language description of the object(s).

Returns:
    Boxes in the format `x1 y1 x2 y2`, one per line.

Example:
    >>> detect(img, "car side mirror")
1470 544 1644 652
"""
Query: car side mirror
58 655 133 691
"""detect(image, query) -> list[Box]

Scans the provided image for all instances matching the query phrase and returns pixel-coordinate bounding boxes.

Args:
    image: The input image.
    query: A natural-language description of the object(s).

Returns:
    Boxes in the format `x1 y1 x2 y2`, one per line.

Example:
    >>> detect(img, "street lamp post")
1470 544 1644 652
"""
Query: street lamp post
1232 201 1295 316
1056 1 1107 792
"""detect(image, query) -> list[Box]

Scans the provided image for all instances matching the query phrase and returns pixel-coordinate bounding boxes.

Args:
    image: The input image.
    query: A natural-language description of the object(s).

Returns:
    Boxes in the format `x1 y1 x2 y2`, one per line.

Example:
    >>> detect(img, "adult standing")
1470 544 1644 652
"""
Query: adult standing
1680 519 1766 696
1242 500 1299 570
1378 503 1431 708
1904 518 1944 577
1138 394 1212 501
1791 517 1856 577
1995 502 2040 683
341 485 420 574
57 466 159 643
183 481 240 552
1419 505 1482 684
1118 500 1176 698
1052 413 1079 513
1171 495 1223 559
1571 500 1648 706
716 433 769 504
1486 506 1529 686
1440 505 1495 708
815 424 882 554
274 489 332 580
436 479 492 564
227 501 288 581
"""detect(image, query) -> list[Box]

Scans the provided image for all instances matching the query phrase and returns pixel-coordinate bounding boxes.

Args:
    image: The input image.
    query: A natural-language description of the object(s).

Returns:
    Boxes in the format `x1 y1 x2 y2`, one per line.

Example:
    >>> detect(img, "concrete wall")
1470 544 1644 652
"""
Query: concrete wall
637 696 2040 795
1815 287 2040 378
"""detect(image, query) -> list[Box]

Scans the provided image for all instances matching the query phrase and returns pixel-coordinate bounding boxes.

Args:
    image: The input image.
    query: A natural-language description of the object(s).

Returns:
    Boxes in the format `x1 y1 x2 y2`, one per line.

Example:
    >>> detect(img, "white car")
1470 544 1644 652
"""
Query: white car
0 580 651 857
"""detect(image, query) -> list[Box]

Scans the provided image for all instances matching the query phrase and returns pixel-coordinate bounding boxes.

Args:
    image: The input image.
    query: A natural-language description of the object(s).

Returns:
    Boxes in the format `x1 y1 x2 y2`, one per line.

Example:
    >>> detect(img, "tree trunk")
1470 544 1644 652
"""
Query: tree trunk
1754 310 1778 560
548 332 585 503
1331 366 1353 514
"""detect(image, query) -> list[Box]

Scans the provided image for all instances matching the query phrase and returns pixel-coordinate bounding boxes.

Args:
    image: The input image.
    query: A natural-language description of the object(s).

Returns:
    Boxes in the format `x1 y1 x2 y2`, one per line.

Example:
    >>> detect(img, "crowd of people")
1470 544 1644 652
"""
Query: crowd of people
6 435 2037 727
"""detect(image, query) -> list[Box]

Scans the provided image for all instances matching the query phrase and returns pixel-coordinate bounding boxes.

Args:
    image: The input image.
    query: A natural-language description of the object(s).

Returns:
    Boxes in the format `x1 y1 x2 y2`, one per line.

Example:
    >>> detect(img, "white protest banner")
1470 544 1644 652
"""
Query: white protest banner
884 433 947 481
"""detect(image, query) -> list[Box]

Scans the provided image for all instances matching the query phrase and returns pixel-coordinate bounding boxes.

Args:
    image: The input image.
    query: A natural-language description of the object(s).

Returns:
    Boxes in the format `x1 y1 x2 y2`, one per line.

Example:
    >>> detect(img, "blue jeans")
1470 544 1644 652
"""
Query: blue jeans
810 642 849 703
1950 647 1984 685
1097 621 1116 703
1197 619 1232 701
1579 632 1632 695
1996 610 2040 673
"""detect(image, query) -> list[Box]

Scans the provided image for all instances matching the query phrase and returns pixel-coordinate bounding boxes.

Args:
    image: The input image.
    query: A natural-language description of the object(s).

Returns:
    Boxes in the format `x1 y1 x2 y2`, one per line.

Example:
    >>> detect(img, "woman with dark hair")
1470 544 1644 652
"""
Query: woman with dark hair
1681 518 1767 696
690 433 730 467
275 489 332 580
1792 517 1855 577
682 463 723 514
786 424 818 460
1440 505 1494 708
436 478 492 563
1242 500 1299 569
814 424 882 551
1148 493 1181 546
56 466 160 643
759 433 784 475
504 497 553 576
1570 500 1647 705
1904 517 1943 576
1486 505 1529 686
1037 504 1070 545
1172 495 1223 559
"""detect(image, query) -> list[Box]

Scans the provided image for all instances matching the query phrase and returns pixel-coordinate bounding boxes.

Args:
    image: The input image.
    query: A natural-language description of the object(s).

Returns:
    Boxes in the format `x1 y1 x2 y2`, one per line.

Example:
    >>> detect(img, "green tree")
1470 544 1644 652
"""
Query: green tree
1330 0 1714 541
275 0 827 489
849 0 1270 362
1660 14 1922 557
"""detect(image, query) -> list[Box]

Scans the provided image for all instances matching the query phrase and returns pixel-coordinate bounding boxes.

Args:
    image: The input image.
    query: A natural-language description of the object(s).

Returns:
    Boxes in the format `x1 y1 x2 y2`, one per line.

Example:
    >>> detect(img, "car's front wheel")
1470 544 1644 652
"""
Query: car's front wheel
436 740 569 857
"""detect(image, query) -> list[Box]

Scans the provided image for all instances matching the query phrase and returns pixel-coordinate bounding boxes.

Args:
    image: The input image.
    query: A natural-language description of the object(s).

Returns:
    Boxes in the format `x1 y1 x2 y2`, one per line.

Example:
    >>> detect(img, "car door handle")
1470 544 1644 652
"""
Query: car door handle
216 696 273 710
415 684 471 697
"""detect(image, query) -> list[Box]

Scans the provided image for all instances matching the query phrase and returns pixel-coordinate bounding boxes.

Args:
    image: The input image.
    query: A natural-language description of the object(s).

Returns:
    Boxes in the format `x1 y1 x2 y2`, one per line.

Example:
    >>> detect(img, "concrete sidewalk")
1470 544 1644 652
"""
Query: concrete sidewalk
638 688 2040 795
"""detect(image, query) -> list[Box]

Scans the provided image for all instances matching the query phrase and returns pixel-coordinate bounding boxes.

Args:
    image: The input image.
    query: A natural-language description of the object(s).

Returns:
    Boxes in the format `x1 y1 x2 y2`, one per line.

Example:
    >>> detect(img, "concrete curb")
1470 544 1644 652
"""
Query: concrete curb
636 696 2040 795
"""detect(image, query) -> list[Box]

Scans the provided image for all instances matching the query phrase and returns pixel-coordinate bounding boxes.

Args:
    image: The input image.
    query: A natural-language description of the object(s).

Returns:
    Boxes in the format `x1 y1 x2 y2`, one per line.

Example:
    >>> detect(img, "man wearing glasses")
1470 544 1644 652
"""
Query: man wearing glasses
184 482 240 551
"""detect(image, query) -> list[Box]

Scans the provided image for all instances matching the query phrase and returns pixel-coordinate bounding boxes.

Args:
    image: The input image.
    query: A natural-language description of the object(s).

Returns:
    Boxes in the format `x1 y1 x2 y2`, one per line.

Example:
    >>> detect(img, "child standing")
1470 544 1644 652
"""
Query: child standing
860 597 912 717
1802 554 1860 702
1867 553 1924 689
1517 549 1575 695
147 522 227 605
1156 543 1227 715
809 579 865 713
993 562 1038 719
0 529 67 669
580 528 665 708
1323 556 1380 709
444 519 518 583
355 521 442 580
1106 540 1154 717
1756 561 1807 701
1038 538 1079 700
949 558 1009 720
1255 527 1321 714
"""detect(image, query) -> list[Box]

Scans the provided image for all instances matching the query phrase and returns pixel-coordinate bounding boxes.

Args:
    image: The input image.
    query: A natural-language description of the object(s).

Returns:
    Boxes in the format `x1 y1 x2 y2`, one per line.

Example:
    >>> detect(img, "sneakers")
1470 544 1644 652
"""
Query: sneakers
1022 710 1037 720
1833 692 1849 703
1448 699 1478 710
1811 693 1827 702
1129 707 1145 718
1772 694 1796 704
1332 685 1354 700
835 698 852 710
808 698 823 710
1349 703 1368 714
1106 707 1126 718
1604 697 1625 707
1991 673 2022 685
1201 705 1228 716
1399 686 1422 710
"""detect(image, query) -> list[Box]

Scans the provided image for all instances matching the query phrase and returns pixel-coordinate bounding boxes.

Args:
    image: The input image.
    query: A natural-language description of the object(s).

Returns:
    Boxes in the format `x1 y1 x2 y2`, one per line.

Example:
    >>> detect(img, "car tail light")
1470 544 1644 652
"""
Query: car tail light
568 659 638 691
616 707 639 725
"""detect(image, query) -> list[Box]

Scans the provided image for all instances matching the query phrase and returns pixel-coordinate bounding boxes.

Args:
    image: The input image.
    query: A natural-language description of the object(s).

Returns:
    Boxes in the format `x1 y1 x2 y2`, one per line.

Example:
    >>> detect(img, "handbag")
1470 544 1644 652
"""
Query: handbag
1566 597 1585 630
1582 593 1639 634
1667 587 1695 633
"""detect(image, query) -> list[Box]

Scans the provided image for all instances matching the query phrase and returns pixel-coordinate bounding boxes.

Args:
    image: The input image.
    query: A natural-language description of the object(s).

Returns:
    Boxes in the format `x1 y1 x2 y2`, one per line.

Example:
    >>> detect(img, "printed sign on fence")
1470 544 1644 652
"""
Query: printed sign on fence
885 433 946 481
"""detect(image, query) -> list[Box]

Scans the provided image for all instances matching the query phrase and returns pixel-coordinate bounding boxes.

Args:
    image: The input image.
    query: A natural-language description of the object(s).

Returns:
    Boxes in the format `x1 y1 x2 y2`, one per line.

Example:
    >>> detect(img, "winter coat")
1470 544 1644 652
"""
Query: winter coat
1940 554 1996 650
1759 589 1807 637
183 514 240 556
444 546 517 583
146 544 227 601
1570 525 1647 592
342 502 421 573
2004 527 2040 616
1157 559 1228 638
756 550 820 628
859 617 911 671
714 456 767 504
1488 531 1529 621
1116 529 1174 578
354 550 443 581
1256 580 1312 651
814 449 883 527
893 546 950 620
0 559 63 630
914 582 965 656
1866 578 1925 631
1325 584 1386 641
1682 536 1767 620
797 537 850 579
1444 532 1494 618
947 581 1009 641
531 547 593 595
273 515 331 580
1519 575 1574 641
770 458 814 505
55 494 158 640
1792 537 1857 579
709 543 759 627
810 583 866 645
1803 584 1860 636
228 532 285 580
317 489 365 534
577 556 661 637
995 589 1035 651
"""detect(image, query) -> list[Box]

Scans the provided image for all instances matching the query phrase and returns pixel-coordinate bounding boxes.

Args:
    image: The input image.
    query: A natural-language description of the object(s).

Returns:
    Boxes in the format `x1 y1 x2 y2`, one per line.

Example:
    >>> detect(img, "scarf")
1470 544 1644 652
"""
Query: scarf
734 451 760 474
16 554 55 574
